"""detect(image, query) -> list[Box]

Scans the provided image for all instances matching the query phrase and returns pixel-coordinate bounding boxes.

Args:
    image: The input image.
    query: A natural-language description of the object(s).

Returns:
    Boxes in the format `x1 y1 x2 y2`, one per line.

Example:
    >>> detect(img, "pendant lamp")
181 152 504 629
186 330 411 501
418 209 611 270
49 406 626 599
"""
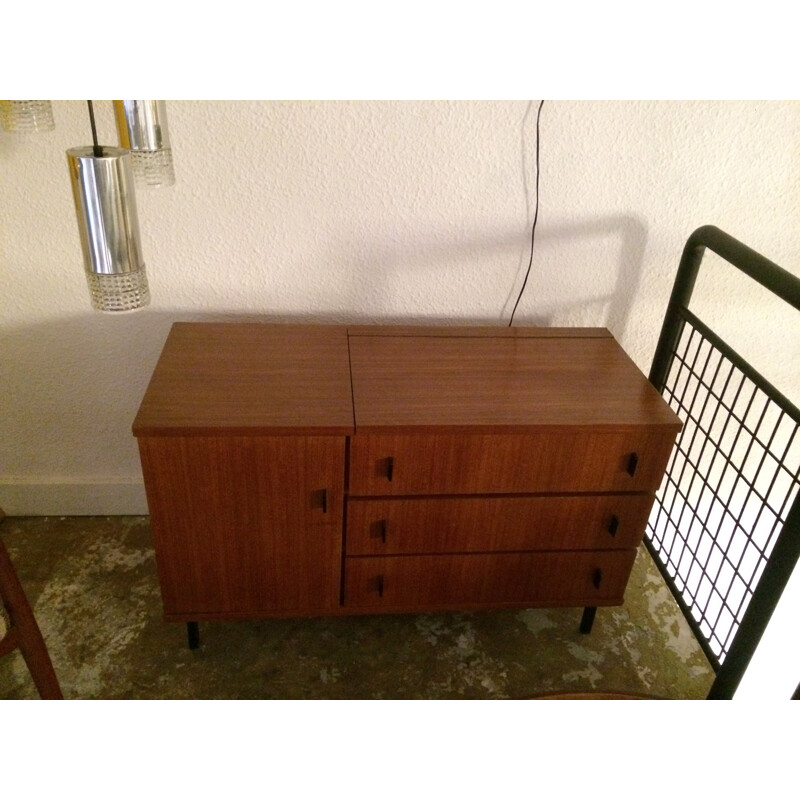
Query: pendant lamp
0 100 55 133
67 102 150 312
114 100 175 187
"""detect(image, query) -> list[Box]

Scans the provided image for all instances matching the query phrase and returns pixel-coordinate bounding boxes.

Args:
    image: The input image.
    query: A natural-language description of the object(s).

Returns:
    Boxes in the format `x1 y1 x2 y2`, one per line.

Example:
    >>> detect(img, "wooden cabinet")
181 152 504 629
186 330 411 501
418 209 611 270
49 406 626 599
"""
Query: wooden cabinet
133 323 681 633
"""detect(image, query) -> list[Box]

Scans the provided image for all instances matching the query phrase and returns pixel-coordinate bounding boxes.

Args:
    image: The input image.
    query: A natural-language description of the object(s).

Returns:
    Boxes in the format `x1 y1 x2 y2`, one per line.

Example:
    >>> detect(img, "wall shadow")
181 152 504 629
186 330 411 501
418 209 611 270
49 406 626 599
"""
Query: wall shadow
334 213 648 339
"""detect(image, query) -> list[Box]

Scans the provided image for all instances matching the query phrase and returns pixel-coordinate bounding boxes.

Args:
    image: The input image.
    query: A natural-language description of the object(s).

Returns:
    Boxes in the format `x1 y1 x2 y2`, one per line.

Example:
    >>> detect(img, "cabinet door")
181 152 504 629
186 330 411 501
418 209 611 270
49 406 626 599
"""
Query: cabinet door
138 435 345 618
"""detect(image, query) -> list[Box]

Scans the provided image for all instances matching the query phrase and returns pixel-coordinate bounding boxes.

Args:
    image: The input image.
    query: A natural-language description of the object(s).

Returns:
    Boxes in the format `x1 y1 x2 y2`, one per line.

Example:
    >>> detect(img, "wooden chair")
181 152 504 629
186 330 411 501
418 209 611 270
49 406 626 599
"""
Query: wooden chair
0 509 63 699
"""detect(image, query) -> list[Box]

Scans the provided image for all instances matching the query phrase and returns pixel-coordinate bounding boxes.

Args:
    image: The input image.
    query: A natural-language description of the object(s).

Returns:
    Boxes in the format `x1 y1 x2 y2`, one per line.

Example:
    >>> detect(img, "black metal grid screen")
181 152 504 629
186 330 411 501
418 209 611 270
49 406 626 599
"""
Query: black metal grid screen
646 309 800 669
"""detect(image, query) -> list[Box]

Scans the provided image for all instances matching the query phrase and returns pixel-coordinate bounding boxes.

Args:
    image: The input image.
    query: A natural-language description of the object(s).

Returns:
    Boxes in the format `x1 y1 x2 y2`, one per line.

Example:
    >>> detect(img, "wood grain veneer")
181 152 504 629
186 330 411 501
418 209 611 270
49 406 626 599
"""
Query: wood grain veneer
348 430 677 495
346 325 612 339
343 550 637 610
348 333 681 432
345 494 656 555
133 323 354 436
138 435 345 615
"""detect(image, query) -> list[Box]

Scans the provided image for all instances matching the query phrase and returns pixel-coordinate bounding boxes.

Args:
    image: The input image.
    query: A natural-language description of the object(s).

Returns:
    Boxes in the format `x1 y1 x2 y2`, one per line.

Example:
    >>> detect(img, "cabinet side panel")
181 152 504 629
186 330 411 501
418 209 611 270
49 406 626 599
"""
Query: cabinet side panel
138 436 345 617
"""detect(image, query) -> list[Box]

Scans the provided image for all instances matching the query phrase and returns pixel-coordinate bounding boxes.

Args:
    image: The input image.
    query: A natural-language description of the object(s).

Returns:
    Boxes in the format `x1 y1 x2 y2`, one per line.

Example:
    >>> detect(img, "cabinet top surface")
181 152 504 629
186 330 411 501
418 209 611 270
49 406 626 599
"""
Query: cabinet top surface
132 323 355 435
348 330 681 431
132 323 681 435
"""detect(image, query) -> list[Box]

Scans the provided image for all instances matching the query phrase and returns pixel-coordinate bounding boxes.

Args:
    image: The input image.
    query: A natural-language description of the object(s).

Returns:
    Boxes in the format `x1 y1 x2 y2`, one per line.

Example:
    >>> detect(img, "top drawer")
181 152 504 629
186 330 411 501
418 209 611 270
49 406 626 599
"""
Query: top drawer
348 429 677 496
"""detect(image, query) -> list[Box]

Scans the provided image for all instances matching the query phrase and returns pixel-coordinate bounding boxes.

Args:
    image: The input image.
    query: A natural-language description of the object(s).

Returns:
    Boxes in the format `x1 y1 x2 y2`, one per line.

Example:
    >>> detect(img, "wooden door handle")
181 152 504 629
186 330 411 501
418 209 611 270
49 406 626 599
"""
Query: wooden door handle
608 515 619 537
626 452 639 477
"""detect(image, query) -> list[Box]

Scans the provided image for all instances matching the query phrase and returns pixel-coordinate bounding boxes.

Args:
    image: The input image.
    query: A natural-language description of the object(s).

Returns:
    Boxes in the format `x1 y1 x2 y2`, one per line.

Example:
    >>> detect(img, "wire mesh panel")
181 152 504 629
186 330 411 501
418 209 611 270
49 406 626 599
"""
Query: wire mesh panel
645 225 800 698
646 311 800 669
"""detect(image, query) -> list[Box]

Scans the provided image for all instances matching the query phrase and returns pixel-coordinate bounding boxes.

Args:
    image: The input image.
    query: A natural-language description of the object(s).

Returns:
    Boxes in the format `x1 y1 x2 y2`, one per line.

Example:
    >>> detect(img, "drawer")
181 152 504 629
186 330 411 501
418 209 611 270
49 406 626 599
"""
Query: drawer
348 430 677 496
346 494 655 555
343 550 637 610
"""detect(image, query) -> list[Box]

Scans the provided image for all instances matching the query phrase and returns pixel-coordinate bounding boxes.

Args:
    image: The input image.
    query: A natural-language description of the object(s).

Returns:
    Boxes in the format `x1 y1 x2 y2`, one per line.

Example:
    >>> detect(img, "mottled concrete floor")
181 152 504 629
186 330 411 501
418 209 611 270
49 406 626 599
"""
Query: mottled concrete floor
0 516 714 699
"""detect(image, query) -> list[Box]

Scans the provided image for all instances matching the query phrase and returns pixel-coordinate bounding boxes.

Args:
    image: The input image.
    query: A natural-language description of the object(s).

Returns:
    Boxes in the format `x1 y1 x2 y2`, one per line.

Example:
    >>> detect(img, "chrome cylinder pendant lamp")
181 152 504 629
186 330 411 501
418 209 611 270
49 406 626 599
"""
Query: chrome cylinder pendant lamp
0 100 55 132
67 102 150 312
114 100 175 187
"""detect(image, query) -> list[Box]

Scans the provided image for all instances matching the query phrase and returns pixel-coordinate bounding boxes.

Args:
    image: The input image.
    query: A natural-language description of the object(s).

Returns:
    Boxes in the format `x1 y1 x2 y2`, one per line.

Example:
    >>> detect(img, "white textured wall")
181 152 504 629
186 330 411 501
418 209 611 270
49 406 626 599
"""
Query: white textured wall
2 100 799 514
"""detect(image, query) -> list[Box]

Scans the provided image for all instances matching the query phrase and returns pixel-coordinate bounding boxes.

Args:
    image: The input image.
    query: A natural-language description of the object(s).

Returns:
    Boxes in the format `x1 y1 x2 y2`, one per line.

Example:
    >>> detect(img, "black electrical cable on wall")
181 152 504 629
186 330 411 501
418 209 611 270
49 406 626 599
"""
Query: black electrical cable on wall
508 99 544 327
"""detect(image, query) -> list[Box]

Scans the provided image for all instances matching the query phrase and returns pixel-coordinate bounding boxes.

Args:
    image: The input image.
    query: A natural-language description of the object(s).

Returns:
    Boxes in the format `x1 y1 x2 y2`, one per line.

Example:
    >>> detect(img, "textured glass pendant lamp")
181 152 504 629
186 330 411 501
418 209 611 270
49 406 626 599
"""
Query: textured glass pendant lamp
114 100 175 186
0 100 55 132
67 101 150 312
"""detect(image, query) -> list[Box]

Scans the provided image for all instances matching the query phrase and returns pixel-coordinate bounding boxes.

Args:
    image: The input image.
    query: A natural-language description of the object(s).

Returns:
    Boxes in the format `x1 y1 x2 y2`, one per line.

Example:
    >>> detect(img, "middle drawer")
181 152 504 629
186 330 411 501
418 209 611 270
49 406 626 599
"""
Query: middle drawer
345 493 655 555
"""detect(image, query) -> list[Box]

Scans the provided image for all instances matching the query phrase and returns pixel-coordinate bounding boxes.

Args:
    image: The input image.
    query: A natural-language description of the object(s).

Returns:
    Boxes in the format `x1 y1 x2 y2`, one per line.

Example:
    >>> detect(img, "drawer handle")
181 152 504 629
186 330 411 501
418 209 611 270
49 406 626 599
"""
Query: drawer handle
377 575 384 598
608 515 619 537
371 520 388 543
322 488 328 514
386 457 394 482
626 452 639 477
593 568 603 589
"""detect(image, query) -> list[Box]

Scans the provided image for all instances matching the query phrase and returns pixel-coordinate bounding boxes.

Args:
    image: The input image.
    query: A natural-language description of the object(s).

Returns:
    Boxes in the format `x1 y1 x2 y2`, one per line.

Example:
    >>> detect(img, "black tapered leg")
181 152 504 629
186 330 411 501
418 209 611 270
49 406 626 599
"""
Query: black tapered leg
187 621 200 650
579 606 597 634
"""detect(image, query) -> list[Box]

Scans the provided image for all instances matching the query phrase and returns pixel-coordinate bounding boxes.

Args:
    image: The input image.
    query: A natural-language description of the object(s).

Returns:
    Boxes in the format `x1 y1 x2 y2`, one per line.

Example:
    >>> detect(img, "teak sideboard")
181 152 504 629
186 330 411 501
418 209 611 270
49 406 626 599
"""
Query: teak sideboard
132 323 681 648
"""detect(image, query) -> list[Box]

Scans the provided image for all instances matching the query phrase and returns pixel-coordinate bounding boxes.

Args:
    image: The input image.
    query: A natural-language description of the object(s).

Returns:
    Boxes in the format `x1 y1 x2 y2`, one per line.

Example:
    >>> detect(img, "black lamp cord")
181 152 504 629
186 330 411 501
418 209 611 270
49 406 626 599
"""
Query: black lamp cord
508 99 544 327
87 100 103 158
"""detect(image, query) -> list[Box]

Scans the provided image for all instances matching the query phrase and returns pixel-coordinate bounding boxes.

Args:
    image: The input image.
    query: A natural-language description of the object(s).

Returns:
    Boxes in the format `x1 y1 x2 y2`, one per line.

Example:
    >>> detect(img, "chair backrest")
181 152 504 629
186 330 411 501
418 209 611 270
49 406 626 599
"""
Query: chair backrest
645 225 800 699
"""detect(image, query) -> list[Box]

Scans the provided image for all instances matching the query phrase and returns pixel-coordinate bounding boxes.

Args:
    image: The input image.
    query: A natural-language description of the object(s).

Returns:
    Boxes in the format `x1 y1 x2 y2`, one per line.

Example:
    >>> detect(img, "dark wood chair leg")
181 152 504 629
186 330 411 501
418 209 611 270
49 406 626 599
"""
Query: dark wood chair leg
0 512 63 699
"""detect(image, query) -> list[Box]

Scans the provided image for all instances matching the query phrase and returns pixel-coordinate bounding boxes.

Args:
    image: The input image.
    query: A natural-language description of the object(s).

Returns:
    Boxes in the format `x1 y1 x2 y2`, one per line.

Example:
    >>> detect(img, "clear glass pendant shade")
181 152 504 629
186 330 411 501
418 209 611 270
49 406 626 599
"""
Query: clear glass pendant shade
67 146 150 312
0 100 55 133
114 100 175 187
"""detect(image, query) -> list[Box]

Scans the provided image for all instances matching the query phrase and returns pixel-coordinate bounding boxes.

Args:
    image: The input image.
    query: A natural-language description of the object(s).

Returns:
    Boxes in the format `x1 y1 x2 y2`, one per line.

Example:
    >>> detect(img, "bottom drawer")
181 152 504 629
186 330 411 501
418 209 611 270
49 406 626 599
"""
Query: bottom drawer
343 550 637 611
